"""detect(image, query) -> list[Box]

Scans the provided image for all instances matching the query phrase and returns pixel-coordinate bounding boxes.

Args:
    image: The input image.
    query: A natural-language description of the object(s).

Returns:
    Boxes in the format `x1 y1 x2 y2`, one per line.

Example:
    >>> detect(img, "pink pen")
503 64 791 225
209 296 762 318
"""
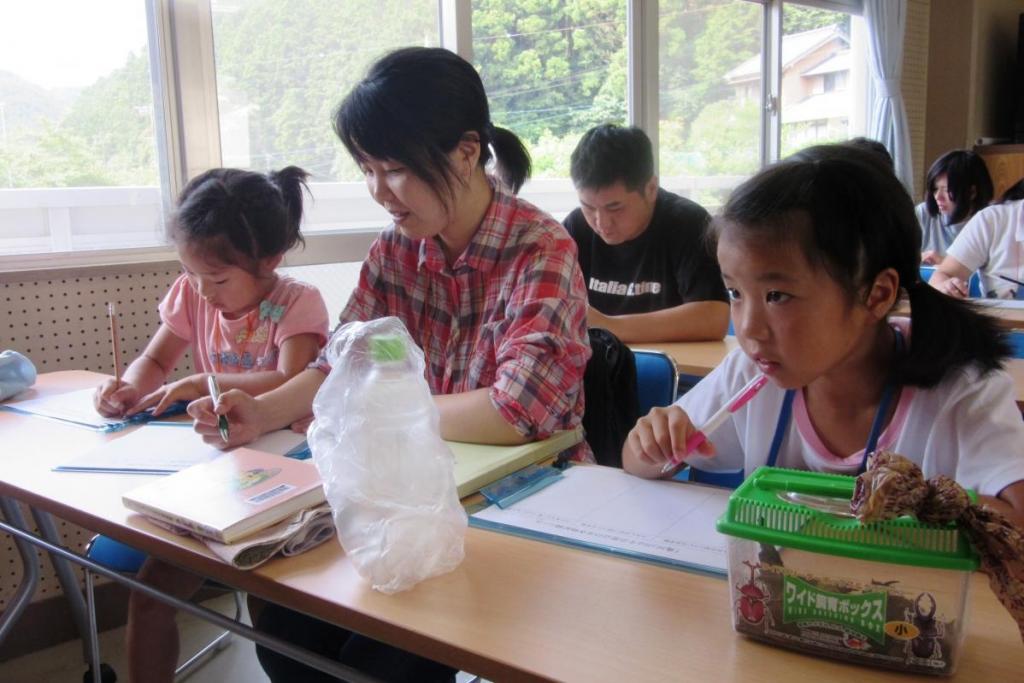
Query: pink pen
660 373 769 474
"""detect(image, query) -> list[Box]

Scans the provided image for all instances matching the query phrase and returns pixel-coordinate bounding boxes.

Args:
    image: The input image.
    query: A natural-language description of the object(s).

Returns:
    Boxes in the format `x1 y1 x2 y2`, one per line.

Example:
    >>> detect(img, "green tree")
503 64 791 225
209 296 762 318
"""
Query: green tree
62 50 157 185
473 0 626 144
212 0 437 181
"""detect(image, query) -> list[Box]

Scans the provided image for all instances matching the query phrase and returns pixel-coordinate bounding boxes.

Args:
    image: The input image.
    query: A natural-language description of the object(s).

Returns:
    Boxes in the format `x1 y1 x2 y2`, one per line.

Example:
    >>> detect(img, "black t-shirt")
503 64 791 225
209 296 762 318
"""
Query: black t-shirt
563 188 728 315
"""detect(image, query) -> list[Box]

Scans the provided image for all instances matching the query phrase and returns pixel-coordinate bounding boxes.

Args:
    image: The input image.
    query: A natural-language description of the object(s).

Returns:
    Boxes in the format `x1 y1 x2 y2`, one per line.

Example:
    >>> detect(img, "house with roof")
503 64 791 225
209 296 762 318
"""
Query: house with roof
724 25 853 145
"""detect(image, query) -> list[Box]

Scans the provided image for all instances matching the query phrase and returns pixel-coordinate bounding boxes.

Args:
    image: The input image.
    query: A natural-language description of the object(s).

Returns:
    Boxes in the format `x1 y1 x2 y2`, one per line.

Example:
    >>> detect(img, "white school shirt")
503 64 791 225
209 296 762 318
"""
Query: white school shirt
677 341 1024 497
945 199 1024 298
916 202 966 257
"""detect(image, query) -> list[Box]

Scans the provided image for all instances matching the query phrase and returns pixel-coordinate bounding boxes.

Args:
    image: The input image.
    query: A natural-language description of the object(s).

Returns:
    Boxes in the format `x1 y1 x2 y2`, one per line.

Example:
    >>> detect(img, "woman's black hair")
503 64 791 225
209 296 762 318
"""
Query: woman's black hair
999 177 1024 202
170 166 309 272
717 144 1008 388
923 150 994 223
333 46 532 199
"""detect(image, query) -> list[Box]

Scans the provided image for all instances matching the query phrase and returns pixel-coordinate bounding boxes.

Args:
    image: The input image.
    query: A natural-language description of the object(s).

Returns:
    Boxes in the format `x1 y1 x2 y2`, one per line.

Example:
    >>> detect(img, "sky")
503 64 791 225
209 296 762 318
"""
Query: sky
0 1 148 89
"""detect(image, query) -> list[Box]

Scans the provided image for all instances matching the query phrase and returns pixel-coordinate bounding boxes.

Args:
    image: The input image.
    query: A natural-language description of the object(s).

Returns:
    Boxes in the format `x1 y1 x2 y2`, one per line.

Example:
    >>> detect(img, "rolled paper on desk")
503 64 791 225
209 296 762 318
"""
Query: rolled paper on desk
204 504 335 570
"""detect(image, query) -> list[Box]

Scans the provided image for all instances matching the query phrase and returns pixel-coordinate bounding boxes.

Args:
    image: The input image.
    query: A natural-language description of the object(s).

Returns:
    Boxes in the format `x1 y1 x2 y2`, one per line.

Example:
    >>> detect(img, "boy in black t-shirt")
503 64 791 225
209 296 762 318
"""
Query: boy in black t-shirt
563 124 729 343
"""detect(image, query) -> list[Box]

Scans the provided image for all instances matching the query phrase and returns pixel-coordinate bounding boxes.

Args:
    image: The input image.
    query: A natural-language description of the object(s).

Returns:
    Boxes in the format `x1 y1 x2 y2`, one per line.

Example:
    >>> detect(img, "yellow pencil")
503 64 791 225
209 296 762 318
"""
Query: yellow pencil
108 302 122 385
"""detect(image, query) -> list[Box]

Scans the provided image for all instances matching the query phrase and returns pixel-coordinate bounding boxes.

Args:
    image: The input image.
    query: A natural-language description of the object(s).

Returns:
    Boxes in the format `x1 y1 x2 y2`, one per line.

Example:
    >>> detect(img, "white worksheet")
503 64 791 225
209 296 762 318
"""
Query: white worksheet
471 465 731 574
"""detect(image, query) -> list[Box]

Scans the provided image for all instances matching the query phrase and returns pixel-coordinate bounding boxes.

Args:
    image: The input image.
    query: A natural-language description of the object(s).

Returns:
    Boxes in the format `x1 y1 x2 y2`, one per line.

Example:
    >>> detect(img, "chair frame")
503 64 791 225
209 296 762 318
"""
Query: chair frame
84 534 242 681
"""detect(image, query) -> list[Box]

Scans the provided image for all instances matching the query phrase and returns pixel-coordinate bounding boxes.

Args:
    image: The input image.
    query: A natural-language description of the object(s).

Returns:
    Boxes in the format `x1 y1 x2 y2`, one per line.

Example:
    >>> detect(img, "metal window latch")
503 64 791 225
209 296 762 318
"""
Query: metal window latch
764 95 778 114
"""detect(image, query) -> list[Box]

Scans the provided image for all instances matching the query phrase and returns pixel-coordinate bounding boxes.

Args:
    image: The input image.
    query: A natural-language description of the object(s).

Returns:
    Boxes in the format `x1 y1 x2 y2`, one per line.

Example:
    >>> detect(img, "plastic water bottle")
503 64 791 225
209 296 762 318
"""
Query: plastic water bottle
354 334 450 505
0 350 37 401
315 330 466 592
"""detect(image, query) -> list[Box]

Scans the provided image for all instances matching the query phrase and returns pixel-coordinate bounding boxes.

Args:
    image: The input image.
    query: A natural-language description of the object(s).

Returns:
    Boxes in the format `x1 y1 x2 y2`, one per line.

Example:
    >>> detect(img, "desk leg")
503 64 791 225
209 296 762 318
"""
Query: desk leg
0 497 41 643
84 569 102 683
0 519 388 683
29 507 100 676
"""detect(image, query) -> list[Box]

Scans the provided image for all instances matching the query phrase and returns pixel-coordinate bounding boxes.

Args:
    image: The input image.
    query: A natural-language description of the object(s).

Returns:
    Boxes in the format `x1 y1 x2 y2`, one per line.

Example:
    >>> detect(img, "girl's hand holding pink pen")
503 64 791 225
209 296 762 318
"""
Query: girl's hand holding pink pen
188 389 261 449
623 405 716 479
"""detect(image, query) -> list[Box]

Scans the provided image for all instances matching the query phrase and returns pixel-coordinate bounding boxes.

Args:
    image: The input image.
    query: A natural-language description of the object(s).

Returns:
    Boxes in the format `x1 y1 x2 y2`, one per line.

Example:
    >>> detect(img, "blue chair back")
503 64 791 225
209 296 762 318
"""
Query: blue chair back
86 535 146 573
633 350 677 417
919 265 982 297
1008 331 1024 359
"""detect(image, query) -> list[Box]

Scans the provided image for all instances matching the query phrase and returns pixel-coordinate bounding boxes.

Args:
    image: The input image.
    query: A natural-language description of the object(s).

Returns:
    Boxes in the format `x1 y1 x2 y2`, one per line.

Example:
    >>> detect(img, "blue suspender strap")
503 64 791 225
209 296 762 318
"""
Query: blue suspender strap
858 381 896 474
857 326 907 474
765 389 796 468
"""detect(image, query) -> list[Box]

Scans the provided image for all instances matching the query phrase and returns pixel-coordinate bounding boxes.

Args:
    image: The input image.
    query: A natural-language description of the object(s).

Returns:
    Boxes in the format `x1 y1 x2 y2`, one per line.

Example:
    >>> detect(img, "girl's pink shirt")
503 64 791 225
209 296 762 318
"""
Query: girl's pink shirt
158 274 329 374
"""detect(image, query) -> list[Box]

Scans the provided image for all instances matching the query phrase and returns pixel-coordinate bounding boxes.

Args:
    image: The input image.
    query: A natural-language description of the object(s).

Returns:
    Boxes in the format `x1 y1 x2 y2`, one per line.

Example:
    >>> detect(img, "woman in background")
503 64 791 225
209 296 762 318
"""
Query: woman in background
917 149 993 265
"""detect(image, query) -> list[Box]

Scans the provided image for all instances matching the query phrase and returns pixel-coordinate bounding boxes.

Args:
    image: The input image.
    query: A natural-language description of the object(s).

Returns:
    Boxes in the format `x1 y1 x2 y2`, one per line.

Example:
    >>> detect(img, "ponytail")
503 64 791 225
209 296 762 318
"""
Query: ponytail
487 126 531 194
897 281 1009 387
268 165 311 249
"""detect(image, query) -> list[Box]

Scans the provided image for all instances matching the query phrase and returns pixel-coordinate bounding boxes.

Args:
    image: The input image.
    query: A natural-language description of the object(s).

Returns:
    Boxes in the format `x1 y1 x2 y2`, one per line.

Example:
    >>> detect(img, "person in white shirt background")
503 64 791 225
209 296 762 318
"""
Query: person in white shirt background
929 178 1024 299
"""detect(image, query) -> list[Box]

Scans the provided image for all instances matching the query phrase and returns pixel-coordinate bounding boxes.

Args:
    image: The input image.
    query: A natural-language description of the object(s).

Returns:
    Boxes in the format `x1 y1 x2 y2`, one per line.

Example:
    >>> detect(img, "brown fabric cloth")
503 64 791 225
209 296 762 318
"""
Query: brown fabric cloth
851 450 1024 643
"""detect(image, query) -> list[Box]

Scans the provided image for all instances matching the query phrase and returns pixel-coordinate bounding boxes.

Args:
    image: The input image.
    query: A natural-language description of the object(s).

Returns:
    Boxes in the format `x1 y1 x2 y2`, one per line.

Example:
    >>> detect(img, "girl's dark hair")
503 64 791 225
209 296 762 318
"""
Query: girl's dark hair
923 150 994 223
334 47 531 199
717 144 1008 388
999 177 1024 202
171 166 309 271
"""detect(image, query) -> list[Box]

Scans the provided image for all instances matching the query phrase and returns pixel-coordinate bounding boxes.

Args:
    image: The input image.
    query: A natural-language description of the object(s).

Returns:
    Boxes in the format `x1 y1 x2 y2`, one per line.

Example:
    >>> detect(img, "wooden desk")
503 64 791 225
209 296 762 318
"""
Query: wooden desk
640 338 1024 410
3 372 1024 682
637 337 739 376
892 299 1024 331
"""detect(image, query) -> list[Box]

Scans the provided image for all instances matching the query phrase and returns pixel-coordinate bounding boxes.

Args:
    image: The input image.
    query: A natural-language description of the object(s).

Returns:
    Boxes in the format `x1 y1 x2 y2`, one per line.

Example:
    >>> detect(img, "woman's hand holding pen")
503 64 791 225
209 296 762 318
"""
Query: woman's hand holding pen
188 389 262 449
623 405 715 479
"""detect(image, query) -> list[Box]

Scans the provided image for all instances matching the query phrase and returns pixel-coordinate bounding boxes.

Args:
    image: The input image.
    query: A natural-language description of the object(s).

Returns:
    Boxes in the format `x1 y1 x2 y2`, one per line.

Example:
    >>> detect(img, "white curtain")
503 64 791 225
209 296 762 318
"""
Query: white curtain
863 0 913 190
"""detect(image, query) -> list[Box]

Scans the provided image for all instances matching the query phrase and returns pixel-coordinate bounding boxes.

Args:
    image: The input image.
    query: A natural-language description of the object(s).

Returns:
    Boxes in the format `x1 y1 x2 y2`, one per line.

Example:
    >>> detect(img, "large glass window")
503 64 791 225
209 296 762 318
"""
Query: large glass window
472 1 627 217
780 4 867 156
658 0 763 210
212 0 438 182
0 1 873 265
0 1 162 255
211 0 439 233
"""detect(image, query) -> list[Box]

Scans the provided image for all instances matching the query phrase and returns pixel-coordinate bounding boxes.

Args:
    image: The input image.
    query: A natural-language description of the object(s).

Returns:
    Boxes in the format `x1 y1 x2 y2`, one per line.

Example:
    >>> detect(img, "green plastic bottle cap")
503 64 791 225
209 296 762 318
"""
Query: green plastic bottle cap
369 334 407 363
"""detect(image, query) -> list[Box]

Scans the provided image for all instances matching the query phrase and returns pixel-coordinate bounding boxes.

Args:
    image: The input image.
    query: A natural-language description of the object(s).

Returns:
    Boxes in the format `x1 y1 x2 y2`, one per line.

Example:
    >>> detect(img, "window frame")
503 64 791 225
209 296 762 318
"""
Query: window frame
0 0 866 273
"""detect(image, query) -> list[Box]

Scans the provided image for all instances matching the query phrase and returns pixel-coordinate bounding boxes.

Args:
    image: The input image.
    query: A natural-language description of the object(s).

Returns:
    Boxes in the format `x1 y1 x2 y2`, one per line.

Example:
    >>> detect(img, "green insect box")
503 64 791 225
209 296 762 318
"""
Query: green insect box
715 466 978 676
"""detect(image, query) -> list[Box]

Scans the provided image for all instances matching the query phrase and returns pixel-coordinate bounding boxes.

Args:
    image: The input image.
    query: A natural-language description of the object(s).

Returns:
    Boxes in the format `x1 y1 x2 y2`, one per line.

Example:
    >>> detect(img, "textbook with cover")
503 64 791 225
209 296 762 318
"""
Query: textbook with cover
122 448 325 544
450 428 581 498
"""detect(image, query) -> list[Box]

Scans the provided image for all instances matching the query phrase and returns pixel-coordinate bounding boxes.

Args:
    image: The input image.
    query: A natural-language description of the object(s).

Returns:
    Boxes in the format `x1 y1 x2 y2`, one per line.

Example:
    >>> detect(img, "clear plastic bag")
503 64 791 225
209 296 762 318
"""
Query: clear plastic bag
0 350 37 401
308 317 467 593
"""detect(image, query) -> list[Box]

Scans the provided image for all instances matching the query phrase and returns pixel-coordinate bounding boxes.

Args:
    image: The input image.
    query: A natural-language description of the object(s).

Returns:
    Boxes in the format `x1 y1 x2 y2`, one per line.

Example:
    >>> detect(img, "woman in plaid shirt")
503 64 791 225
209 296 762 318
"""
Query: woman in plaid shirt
190 47 591 682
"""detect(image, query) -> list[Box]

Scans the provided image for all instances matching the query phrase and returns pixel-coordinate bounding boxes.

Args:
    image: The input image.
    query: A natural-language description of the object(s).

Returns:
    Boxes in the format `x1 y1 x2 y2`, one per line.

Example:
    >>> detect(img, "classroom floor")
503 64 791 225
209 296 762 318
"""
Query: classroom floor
0 593 485 683
0 593 268 683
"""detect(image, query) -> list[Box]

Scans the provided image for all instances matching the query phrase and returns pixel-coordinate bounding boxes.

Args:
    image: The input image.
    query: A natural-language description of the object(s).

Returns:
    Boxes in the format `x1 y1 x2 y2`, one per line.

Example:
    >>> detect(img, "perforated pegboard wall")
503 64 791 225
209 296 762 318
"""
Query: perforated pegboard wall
1 261 190 377
0 261 189 608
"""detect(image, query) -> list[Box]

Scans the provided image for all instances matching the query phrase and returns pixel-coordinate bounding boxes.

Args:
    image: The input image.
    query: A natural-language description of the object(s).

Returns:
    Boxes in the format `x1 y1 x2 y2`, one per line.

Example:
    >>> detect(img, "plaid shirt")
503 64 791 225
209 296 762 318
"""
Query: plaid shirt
319 182 593 461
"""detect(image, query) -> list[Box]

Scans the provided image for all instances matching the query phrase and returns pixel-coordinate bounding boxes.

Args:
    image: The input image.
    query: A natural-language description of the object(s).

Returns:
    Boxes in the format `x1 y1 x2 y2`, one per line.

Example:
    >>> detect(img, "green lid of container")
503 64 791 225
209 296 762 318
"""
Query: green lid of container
369 334 407 363
715 466 979 572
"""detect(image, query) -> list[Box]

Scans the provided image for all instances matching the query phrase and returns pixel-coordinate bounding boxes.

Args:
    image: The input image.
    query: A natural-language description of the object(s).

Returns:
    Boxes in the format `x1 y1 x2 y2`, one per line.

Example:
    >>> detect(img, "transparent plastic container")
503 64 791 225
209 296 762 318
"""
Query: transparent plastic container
717 467 977 676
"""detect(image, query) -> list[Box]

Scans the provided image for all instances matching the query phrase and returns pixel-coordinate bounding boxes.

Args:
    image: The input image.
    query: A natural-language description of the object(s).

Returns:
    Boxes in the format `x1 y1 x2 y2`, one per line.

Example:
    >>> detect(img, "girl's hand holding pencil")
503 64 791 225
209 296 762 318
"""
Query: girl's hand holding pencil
94 302 137 417
624 374 768 479
624 405 717 478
